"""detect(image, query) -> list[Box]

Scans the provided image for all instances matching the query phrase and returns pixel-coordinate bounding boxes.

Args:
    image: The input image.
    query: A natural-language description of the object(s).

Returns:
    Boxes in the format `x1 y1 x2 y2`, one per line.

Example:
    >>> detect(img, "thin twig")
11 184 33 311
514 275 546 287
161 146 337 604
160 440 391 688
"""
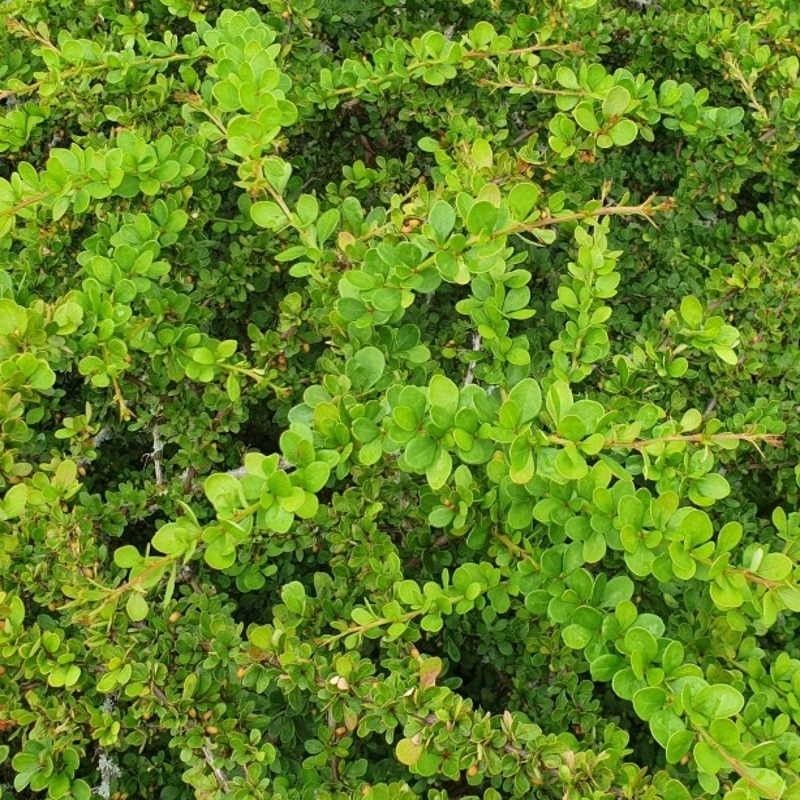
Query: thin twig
463 333 482 386
202 741 230 792
151 425 164 487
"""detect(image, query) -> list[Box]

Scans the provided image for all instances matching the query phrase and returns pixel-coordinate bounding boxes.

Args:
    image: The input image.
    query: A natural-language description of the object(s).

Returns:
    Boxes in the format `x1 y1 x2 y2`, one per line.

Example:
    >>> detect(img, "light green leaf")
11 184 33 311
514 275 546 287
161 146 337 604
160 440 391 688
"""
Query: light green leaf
508 378 542 423
347 346 386 390
281 581 307 615
405 436 438 471
429 200 456 243
757 552 793 582
573 101 599 132
603 85 632 117
693 684 744 719
609 119 638 146
562 624 592 649
251 200 288 229
507 182 540 220
428 374 459 417
466 200 498 236
633 687 667 720
396 738 423 766
114 545 141 569
126 592 149 622
426 448 453 490
680 295 704 328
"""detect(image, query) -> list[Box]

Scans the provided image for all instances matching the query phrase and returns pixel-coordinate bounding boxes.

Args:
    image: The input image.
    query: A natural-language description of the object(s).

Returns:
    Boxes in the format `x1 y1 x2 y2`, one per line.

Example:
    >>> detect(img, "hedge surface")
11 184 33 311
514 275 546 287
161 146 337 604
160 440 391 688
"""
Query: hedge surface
1 0 800 799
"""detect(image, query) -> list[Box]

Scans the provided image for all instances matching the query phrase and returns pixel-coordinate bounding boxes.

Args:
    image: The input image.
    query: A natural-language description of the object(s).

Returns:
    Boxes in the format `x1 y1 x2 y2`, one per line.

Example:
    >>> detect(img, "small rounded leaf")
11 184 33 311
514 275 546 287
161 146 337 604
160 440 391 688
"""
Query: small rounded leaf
610 119 638 146
126 593 149 622
347 347 386 390
396 738 423 766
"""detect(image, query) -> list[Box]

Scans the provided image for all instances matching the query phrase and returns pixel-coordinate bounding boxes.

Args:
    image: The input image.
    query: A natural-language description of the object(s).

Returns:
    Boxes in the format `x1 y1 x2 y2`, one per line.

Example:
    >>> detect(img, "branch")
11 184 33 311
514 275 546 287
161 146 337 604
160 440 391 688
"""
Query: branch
151 425 164 488
504 195 675 236
548 431 782 452
463 333 482 386
202 740 230 792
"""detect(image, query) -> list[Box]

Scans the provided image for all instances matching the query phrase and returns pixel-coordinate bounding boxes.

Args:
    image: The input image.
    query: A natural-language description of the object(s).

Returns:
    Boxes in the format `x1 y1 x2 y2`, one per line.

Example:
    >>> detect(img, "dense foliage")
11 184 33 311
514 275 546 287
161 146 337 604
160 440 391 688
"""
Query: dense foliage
1 0 800 798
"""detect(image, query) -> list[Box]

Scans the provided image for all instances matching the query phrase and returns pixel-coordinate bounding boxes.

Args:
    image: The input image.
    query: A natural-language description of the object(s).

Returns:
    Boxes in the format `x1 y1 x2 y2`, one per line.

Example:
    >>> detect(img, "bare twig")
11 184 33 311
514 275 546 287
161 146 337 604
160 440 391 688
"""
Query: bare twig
202 741 230 792
92 751 120 799
151 425 164 487
463 333 482 386
722 53 769 121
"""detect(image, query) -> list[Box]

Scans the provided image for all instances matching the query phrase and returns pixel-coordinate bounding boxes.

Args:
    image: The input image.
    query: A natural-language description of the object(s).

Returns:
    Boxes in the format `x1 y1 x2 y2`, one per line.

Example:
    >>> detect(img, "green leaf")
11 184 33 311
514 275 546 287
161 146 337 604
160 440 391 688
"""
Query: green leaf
562 624 592 649
757 552 793 581
741 768 785 800
471 138 493 169
507 182 540 220
295 193 319 225
693 740 727 775
226 373 241 402
633 687 667 720
669 507 713 545
507 500 533 530
396 738 423 766
126 592 149 622
680 295 703 328
212 80 240 110
624 627 658 662
545 380 573 424
590 654 624 681
301 461 331 492
556 66 580 89
405 437 438 471
466 201 498 236
709 718 740 749
583 530 606 562
396 579 424 606
281 581 307 615
602 575 634 607
554 445 588 481
612 667 640 700
573 101 599 132
558 414 586 441
251 200 288 229
248 625 272 650
151 523 190 556
0 299 27 335
426 448 453 490
508 378 542 423
666 730 695 764
692 684 744 719
609 119 638 146
649 709 684 747
114 545 141 569
347 347 386 390
316 208 340 244
204 538 237 569
429 200 456 243
691 473 730 503
603 85 632 117
204 473 244 512
661 640 685 674
1 484 27 519
429 506 455 527
428 374 459 417
420 613 443 632
508 434 535 485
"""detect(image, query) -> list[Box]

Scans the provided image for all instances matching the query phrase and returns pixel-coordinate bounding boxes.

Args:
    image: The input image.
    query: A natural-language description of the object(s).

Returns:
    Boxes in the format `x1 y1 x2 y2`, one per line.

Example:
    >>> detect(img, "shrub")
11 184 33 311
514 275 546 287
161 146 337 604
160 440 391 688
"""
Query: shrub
1 0 800 798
